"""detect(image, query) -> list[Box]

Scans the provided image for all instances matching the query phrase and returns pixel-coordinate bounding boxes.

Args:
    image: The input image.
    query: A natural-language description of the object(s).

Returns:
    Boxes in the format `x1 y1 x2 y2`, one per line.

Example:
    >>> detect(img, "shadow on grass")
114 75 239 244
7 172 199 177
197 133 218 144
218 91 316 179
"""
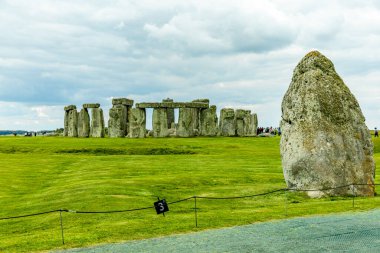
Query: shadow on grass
54 147 198 156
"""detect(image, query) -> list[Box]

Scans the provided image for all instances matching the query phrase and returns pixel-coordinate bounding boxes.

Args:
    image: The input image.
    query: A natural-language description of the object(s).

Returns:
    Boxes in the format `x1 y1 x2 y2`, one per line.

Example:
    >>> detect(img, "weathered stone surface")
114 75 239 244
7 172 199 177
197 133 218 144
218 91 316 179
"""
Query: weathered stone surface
124 106 132 136
163 98 175 128
219 108 236 136
280 51 375 197
90 108 105 138
64 105 76 111
128 108 146 138
200 105 218 136
108 107 125 138
77 108 90 138
112 98 134 106
192 99 210 106
247 113 258 136
67 109 78 137
83 103 100 109
177 108 199 137
152 108 169 137
136 102 208 109
64 111 69 136
235 109 251 137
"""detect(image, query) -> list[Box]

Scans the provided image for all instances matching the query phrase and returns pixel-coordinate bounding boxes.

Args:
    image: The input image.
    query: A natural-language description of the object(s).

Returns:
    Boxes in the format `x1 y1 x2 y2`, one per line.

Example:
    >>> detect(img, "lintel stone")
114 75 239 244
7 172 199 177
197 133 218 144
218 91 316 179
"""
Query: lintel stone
64 105 77 111
83 103 100 109
136 102 208 109
112 98 134 106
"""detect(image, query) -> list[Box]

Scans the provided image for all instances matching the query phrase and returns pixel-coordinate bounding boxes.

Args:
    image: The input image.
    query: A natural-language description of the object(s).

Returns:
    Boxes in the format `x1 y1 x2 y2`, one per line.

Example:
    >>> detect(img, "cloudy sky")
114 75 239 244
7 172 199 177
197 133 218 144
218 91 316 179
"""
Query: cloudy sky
0 0 379 130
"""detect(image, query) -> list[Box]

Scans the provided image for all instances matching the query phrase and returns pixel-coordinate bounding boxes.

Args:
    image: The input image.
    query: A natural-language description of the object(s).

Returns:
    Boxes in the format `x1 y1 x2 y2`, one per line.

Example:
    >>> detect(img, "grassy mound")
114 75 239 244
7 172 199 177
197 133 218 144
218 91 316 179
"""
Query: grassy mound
0 136 379 252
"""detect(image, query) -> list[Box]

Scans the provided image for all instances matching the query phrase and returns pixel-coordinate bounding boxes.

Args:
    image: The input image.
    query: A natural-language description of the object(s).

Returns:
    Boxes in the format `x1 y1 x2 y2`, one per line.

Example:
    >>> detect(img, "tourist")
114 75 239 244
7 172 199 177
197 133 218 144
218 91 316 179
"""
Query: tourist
375 128 379 137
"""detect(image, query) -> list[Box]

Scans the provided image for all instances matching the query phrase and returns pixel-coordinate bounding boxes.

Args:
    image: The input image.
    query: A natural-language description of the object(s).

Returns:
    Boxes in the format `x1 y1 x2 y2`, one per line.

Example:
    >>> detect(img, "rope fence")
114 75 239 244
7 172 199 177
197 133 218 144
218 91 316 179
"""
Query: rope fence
1 183 379 246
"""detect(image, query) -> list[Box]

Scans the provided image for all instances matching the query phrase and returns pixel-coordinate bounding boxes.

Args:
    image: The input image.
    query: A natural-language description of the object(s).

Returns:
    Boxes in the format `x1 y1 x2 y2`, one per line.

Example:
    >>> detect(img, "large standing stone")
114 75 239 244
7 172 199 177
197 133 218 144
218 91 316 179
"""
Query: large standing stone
177 108 198 137
200 105 218 136
162 98 175 128
247 113 258 136
90 108 105 138
219 108 236 136
128 108 146 138
235 109 251 137
152 108 169 137
64 111 69 137
280 51 375 197
77 108 90 138
67 109 78 137
108 106 125 138
112 98 133 136
63 105 78 137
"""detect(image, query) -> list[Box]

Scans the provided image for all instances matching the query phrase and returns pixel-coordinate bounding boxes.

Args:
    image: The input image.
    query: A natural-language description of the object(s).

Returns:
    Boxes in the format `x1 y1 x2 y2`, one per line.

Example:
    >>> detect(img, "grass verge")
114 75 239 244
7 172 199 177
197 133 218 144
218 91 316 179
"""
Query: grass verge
0 136 379 252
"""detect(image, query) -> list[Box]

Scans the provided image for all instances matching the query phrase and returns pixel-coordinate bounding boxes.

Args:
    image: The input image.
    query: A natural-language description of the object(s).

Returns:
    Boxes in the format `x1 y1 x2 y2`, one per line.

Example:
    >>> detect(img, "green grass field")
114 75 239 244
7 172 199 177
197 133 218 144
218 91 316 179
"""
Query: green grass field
0 136 379 252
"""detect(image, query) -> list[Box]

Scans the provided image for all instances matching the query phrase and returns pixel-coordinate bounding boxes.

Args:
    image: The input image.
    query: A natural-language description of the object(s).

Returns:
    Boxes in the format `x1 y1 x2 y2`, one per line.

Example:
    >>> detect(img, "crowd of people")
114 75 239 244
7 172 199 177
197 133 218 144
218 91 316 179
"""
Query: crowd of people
257 127 281 136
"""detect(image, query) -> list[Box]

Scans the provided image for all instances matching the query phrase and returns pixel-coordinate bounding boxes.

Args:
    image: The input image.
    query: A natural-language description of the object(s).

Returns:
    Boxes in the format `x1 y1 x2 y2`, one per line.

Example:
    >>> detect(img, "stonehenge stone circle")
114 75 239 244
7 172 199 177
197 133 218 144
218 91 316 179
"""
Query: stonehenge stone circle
90 108 105 138
200 105 218 136
65 99 259 138
78 108 90 138
219 108 236 136
280 51 375 197
128 108 146 138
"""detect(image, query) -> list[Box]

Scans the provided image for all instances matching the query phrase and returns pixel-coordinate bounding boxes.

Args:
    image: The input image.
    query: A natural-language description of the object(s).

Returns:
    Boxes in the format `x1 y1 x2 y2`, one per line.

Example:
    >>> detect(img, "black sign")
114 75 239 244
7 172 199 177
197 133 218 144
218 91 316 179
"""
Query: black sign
154 199 169 214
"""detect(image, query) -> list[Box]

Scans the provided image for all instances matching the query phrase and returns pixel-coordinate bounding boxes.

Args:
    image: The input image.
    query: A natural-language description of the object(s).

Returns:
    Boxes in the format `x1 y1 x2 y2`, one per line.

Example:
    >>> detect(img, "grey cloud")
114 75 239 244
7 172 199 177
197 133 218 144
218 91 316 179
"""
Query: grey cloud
0 0 379 130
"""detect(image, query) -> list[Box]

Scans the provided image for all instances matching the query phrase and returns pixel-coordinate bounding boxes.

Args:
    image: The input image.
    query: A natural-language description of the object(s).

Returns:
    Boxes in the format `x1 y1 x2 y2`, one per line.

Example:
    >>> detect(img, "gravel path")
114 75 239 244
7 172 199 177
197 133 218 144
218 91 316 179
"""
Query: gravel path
58 209 380 253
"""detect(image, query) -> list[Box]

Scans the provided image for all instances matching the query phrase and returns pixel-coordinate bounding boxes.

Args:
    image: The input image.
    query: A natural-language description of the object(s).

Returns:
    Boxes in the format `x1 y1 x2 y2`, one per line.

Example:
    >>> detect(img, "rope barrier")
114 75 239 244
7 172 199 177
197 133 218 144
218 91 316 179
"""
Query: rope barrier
0 209 61 220
1 183 379 221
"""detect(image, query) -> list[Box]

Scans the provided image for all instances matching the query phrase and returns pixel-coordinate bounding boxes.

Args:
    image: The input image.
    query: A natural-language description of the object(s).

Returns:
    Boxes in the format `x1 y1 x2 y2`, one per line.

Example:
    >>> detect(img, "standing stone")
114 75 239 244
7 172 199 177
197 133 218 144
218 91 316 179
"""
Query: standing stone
64 111 69 137
192 99 209 134
63 105 78 137
280 51 375 197
112 98 134 137
108 106 125 138
219 108 236 136
126 106 133 136
235 109 251 137
64 105 76 137
112 98 133 136
247 113 258 136
177 108 198 137
152 108 169 137
77 108 90 138
200 105 218 136
128 108 146 138
90 108 105 138
163 98 175 128
67 109 78 137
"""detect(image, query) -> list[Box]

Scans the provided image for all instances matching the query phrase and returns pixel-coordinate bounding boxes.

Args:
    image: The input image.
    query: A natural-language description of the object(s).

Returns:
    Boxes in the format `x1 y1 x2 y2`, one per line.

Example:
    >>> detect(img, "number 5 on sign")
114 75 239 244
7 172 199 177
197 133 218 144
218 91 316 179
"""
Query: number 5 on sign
154 199 169 215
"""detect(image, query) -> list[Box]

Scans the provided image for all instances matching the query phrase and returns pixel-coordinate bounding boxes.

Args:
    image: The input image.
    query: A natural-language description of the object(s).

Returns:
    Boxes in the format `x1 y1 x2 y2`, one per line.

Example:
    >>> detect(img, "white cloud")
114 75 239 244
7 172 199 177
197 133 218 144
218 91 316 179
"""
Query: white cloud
0 0 379 130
